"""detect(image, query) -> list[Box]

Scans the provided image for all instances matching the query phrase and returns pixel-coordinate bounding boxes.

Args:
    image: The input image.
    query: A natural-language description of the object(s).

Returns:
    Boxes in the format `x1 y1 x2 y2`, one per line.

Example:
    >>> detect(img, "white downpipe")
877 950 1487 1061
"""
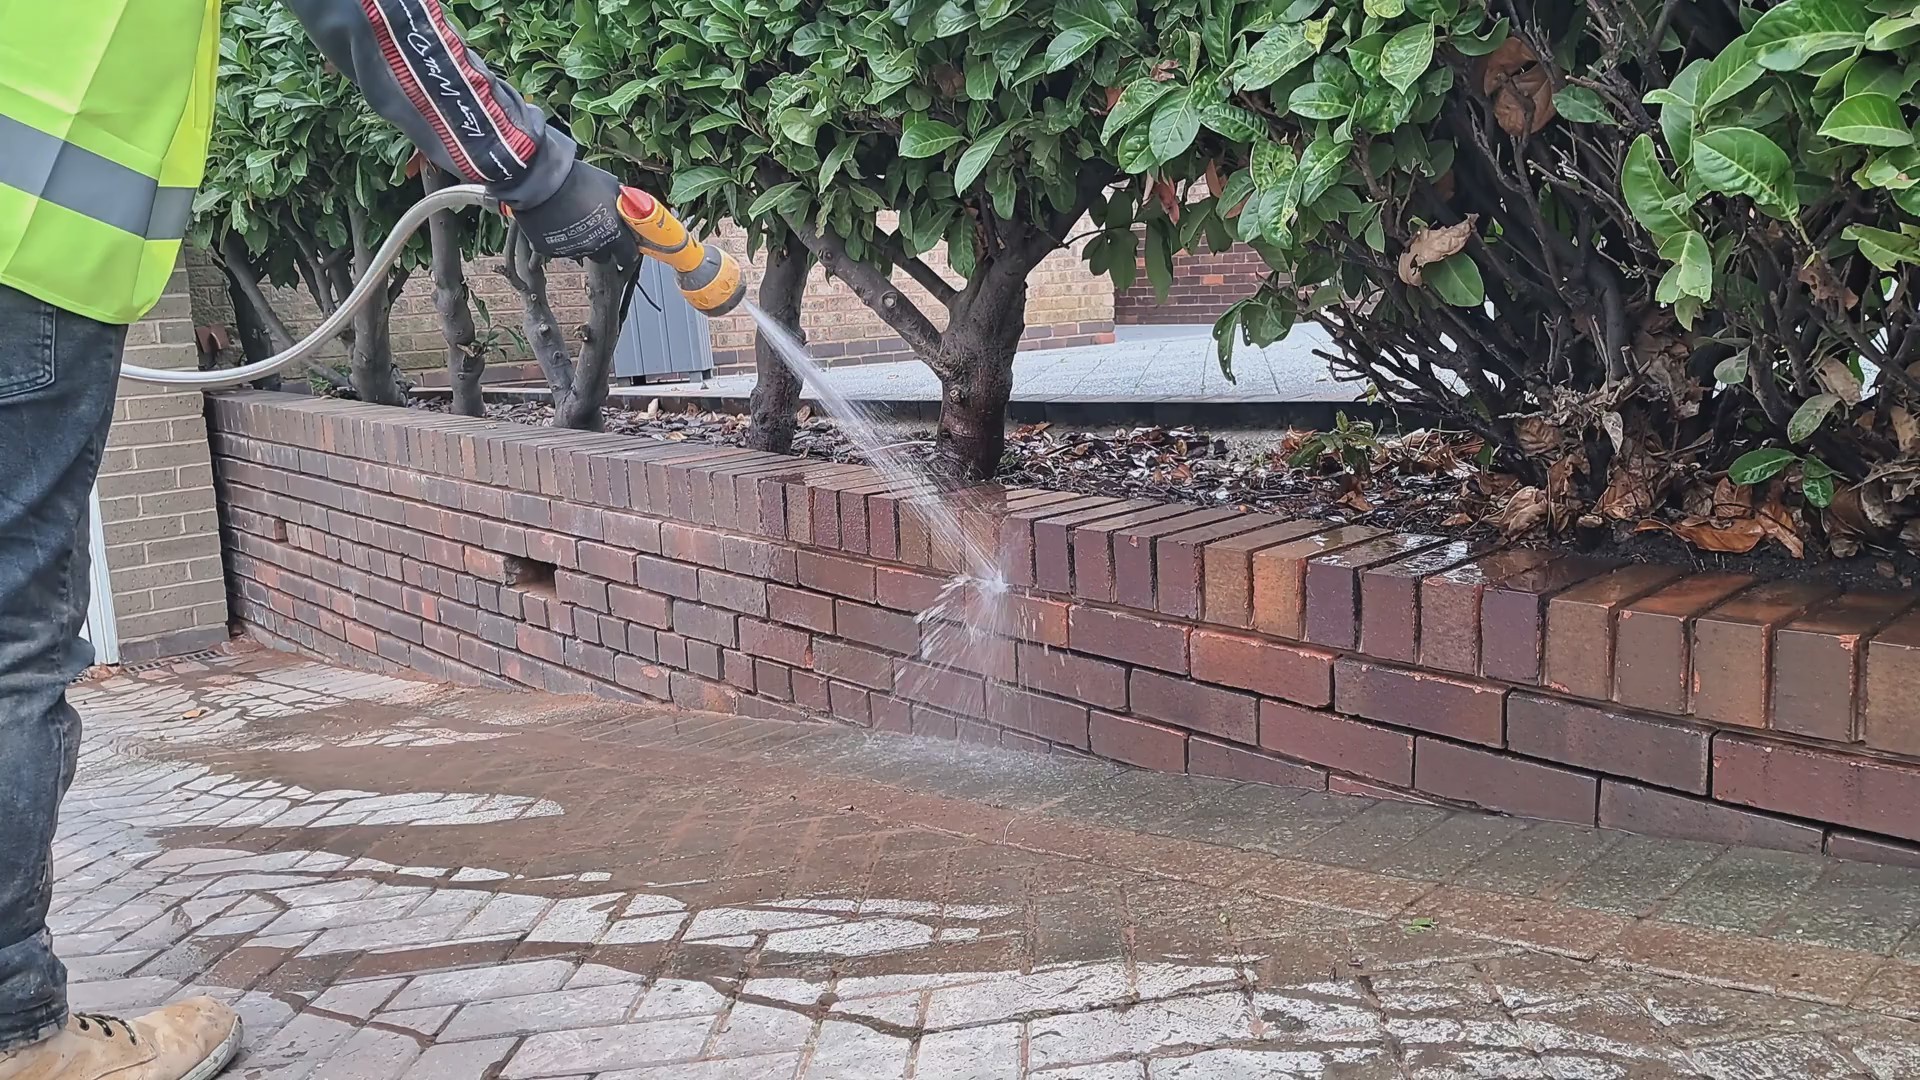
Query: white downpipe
83 484 120 664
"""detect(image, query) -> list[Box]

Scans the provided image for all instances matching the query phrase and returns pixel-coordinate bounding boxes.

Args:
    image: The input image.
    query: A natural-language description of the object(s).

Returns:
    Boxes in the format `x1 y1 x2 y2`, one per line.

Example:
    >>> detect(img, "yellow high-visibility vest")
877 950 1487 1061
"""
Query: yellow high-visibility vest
0 1 221 325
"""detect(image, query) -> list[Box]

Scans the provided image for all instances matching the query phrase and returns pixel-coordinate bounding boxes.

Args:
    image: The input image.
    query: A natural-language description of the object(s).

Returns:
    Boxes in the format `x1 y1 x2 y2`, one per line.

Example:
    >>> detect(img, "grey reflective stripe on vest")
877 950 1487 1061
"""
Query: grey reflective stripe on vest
0 113 195 241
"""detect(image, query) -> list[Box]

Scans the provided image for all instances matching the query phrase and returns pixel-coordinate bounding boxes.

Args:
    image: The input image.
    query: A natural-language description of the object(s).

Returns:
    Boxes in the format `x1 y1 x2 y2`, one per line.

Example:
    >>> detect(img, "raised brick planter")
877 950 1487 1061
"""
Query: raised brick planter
207 393 1920 864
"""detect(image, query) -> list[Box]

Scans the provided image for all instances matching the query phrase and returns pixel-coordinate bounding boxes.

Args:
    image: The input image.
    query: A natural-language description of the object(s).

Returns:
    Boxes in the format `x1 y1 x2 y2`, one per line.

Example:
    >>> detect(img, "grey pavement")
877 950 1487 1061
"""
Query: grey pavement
46 646 1920 1079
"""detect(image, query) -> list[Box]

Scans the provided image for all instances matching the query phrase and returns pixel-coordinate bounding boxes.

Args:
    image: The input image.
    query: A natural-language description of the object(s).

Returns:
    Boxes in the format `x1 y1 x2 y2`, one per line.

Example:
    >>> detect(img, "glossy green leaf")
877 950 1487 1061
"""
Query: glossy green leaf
1748 0 1874 71
668 165 732 204
1363 0 1404 17
954 123 1014 189
1043 26 1103 73
1696 36 1764 110
898 118 964 158
1148 87 1202 162
1690 127 1798 214
1551 85 1616 125
1200 101 1266 141
1379 23 1434 93
1844 223 1920 268
1800 456 1837 506
1622 134 1692 240
1788 393 1842 442
1288 81 1352 119
1820 92 1913 146
1654 230 1714 302
1866 14 1920 50
1424 251 1485 307
1714 349 1750 384
1101 79 1176 141
1729 448 1798 484
1235 24 1316 90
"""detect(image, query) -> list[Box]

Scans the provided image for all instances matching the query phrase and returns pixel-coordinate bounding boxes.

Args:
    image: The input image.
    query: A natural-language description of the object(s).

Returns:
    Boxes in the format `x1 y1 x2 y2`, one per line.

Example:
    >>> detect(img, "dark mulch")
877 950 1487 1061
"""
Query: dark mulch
414 399 1919 591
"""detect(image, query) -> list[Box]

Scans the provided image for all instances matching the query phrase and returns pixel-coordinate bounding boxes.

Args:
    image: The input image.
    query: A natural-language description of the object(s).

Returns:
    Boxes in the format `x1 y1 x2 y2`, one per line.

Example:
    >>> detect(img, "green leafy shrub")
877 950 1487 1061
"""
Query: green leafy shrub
1100 0 1920 557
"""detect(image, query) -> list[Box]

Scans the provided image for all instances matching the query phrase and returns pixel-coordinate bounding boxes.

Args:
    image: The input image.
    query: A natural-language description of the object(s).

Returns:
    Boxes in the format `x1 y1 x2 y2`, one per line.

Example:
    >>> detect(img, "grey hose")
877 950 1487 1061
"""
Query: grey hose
121 184 492 388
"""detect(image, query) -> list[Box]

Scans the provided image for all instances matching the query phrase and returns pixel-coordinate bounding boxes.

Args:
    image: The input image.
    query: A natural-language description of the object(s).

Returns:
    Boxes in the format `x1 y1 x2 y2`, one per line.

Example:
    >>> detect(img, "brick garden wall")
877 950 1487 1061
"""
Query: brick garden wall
1114 236 1268 326
208 393 1920 866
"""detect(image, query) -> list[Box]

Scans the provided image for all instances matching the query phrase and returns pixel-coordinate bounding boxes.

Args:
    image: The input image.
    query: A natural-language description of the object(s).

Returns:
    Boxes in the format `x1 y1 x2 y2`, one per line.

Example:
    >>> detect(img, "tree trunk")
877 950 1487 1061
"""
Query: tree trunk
423 164 488 416
746 242 812 454
553 259 625 430
931 270 1027 481
346 203 406 405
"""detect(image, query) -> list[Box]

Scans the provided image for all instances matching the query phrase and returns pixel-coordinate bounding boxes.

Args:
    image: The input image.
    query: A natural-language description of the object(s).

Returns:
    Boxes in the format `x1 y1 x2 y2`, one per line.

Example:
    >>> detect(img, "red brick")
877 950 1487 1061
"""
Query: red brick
722 535 798 585
577 541 640 585
792 669 831 711
1418 549 1556 675
1189 629 1333 707
634 554 700 600
722 650 757 692
1826 830 1920 868
1505 692 1710 794
1068 607 1189 673
1415 737 1598 825
1480 557 1620 684
1016 642 1129 711
1259 700 1414 786
1005 595 1070 647
813 640 894 691
1599 780 1823 853
1108 508 1241 610
1140 514 1276 621
1333 659 1505 746
687 639 723 679
838 478 913 557
462 548 514 583
1542 564 1688 701
1189 737 1327 790
613 655 670 699
797 551 876 602
1089 712 1187 772
999 494 1119 587
1301 533 1446 650
1714 734 1920 842
1865 610 1920 756
1251 526 1389 641
1691 580 1836 727
1034 499 1159 594
607 585 671 629
1001 729 1052 755
829 681 872 725
870 693 912 732
755 660 793 701
911 707 959 741
767 584 835 634
1775 591 1915 743
739 618 812 667
1129 669 1257 744
895 659 986 715
1613 573 1754 714
920 626 1017 682
656 631 688 668
875 566 946 613
985 685 1091 748
837 601 921 654
1206 523 1328 628
1357 540 1495 663
670 672 739 714
671 600 738 648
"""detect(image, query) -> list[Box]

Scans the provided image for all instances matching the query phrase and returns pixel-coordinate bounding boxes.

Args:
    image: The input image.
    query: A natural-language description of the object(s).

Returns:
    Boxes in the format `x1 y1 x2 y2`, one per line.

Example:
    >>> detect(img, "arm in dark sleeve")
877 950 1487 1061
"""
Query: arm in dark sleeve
283 0 574 209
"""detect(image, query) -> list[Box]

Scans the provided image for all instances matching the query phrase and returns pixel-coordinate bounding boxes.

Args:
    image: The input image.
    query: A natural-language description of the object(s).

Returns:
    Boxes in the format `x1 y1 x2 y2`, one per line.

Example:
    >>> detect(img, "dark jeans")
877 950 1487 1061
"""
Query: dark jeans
0 283 124 1051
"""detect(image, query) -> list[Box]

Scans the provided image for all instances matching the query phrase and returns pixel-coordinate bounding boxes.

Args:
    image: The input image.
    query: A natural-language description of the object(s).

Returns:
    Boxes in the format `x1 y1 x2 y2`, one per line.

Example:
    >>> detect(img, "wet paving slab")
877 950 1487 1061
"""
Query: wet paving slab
51 647 1920 1078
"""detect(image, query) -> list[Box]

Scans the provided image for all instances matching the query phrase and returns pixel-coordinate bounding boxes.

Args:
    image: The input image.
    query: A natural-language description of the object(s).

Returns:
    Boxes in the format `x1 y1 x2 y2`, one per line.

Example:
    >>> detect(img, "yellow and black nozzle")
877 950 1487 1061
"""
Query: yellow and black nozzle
616 187 745 317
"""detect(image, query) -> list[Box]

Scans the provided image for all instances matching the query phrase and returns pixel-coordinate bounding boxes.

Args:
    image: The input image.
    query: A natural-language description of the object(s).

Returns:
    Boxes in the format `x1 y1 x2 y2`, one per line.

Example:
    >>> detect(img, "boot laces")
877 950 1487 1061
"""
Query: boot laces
73 1013 138 1044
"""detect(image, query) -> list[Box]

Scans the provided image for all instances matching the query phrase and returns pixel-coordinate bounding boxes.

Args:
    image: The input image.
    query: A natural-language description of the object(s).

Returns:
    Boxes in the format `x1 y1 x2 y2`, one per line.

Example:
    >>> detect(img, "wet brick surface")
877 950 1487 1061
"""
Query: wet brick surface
47 647 1920 1078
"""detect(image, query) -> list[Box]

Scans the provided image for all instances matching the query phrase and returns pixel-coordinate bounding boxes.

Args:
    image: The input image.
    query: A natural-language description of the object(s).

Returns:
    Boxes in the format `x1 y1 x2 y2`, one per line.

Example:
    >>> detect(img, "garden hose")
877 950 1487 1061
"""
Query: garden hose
119 183 745 388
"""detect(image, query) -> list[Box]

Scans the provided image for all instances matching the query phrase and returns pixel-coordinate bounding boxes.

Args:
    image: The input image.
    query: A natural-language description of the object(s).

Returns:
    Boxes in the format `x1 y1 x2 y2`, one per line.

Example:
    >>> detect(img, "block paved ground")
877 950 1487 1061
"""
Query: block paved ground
49 645 1920 1079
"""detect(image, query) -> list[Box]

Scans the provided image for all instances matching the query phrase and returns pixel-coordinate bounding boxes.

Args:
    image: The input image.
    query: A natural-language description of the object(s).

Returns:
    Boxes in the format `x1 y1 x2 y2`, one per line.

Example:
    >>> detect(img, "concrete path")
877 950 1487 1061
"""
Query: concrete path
421 325 1369 426
54 647 1920 1079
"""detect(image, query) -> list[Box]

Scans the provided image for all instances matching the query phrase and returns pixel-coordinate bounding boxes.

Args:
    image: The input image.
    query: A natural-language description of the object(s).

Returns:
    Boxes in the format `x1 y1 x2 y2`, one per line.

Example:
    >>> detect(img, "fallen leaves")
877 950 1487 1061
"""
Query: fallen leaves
1492 485 1550 536
1637 479 1805 558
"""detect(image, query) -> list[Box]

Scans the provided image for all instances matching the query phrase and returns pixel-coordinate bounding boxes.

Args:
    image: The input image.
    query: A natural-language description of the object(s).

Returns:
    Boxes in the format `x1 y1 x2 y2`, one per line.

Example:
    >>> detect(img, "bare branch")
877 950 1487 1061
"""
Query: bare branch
783 211 945 365
873 229 959 307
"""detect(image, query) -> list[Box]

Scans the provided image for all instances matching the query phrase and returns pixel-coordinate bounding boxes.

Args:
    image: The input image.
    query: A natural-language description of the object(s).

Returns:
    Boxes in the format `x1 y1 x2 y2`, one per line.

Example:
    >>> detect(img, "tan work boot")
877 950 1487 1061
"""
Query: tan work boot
0 997 242 1080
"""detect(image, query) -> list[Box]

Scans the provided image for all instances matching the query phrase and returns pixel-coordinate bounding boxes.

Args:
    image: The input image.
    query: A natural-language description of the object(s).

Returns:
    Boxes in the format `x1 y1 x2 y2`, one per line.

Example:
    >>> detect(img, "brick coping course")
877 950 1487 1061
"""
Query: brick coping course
206 392 1920 867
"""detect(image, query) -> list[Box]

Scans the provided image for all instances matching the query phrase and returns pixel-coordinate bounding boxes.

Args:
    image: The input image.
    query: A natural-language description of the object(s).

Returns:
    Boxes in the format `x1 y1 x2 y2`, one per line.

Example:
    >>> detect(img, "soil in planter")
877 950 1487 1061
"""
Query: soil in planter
411 399 1920 592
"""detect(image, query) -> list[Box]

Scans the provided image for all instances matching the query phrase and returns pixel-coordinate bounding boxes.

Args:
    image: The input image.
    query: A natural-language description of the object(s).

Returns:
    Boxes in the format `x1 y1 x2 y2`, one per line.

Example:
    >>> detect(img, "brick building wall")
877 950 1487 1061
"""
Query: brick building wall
208 393 1920 865
253 227 1115 382
98 267 231 661
1114 236 1268 325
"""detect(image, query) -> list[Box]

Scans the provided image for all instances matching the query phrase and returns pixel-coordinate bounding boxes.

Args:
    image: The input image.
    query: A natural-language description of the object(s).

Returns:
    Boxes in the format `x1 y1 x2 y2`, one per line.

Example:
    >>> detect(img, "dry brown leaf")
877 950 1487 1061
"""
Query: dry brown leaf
1103 86 1123 111
1339 489 1374 513
1442 512 1473 526
1205 160 1224 199
1397 215 1480 286
181 708 208 720
1596 452 1660 521
1492 486 1550 536
795 404 813 423
1756 484 1807 559
1798 261 1860 310
1479 38 1556 136
1655 516 1767 554
1632 310 1702 418
1711 476 1754 516
1893 406 1919 455
1513 416 1563 456
1154 178 1181 223
1817 357 1864 406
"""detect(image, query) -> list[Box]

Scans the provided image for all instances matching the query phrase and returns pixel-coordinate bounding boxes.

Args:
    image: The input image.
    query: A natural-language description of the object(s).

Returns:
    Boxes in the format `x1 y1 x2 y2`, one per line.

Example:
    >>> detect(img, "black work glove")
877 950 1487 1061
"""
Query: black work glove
515 160 639 270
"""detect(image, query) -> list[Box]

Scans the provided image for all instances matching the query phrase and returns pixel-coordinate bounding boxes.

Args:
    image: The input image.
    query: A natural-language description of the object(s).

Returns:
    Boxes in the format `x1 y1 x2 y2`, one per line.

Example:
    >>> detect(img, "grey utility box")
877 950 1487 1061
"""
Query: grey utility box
611 257 714 383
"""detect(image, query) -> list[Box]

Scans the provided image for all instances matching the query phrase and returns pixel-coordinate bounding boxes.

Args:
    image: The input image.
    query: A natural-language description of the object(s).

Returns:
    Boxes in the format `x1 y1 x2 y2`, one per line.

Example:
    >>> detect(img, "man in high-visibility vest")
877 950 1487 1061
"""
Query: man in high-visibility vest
0 2 636 1076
